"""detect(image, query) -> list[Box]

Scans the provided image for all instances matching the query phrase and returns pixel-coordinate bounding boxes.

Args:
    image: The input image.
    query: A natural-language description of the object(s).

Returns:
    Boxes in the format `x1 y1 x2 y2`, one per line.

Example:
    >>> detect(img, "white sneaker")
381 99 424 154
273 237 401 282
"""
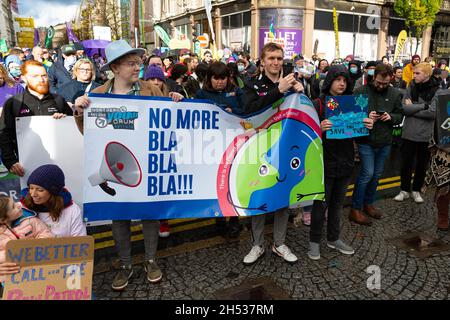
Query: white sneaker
394 190 410 202
243 245 265 265
272 244 298 263
411 191 424 203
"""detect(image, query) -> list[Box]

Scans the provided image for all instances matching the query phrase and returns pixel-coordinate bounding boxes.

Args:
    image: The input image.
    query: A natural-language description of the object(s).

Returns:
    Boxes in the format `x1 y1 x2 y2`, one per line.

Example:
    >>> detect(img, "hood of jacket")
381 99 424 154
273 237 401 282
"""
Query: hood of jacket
321 64 353 97
11 208 37 228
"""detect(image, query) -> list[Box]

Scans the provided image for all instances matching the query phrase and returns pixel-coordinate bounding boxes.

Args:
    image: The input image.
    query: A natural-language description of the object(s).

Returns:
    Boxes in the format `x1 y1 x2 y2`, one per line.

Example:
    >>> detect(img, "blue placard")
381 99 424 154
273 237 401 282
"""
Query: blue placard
325 94 369 139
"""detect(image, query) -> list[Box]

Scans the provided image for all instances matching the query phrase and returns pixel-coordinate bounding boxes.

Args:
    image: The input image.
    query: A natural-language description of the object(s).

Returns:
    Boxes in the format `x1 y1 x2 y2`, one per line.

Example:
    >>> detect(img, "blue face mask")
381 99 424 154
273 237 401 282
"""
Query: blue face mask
237 64 245 72
368 69 375 76
343 61 349 68
350 67 358 74
9 68 21 78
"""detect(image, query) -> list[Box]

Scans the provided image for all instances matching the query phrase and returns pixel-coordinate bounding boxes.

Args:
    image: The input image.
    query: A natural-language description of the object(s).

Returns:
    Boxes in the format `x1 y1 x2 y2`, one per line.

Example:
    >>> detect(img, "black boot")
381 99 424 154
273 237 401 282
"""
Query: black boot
227 217 241 238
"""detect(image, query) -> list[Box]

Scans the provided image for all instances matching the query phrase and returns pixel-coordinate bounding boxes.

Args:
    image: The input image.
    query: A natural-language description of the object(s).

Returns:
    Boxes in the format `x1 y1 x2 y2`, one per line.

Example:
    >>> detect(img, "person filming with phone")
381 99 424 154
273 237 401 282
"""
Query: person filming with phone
348 64 403 225
243 43 305 115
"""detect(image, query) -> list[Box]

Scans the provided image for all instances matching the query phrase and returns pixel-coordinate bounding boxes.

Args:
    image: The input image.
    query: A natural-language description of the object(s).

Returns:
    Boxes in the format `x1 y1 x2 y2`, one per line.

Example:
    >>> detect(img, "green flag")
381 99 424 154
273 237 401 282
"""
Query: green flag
154 25 171 46
45 26 55 49
0 39 8 53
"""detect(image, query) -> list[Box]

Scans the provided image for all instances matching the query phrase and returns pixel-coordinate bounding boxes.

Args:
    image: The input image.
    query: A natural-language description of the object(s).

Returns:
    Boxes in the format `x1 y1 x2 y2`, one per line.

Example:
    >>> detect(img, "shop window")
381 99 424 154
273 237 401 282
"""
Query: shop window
230 14 241 28
243 11 251 26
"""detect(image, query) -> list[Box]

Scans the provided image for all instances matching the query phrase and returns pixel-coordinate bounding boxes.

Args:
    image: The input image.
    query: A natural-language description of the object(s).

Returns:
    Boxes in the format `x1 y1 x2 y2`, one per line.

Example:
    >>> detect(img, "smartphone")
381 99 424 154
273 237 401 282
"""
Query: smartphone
376 111 385 116
282 62 294 76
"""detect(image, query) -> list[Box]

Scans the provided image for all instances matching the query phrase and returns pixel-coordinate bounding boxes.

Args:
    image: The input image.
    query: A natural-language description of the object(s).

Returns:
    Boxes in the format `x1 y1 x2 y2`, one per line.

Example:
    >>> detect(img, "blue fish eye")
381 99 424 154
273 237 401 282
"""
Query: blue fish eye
291 157 301 170
259 164 269 176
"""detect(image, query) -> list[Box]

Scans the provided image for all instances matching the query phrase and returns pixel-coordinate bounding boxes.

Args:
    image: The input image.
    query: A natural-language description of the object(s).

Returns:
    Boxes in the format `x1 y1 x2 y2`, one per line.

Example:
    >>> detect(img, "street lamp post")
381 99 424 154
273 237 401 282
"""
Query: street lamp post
351 6 356 57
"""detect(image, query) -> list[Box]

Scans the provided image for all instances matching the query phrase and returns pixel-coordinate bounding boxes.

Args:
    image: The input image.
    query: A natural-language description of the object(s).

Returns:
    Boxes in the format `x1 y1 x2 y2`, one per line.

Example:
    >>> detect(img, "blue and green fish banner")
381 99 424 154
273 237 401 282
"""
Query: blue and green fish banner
325 94 369 139
83 93 325 221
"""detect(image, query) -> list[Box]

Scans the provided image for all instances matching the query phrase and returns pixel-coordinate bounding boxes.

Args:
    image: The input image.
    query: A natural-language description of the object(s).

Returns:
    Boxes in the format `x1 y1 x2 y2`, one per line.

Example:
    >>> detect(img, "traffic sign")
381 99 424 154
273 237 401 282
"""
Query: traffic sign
198 33 209 48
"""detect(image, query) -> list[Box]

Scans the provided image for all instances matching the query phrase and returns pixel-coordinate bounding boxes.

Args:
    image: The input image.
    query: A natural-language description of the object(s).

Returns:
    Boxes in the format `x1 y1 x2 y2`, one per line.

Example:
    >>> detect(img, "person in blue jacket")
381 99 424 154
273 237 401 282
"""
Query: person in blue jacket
196 61 245 115
195 61 244 237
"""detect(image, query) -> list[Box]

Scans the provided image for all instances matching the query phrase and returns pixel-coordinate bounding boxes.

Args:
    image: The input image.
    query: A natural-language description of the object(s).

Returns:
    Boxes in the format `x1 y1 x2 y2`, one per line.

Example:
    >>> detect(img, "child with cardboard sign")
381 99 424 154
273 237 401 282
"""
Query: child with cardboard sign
0 194 54 297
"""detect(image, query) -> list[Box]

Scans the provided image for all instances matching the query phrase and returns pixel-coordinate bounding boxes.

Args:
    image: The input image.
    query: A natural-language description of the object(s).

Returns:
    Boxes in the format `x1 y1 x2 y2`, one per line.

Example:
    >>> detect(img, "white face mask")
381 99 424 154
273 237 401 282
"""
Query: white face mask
65 55 77 67
237 64 245 72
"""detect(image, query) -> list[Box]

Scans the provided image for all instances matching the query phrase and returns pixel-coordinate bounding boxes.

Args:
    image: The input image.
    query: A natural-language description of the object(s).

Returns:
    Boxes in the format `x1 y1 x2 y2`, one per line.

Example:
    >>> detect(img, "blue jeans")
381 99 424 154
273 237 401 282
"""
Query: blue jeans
351 144 391 210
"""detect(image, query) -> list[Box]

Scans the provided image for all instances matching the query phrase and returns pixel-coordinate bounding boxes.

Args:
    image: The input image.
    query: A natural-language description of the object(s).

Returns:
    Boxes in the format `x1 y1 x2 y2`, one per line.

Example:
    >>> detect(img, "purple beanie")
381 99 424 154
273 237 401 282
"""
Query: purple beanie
144 64 165 81
27 164 65 195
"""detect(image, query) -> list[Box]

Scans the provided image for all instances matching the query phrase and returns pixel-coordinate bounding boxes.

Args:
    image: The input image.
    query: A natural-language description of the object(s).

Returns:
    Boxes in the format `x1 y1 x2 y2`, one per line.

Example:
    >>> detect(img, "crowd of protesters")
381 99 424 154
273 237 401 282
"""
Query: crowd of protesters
0 39 449 293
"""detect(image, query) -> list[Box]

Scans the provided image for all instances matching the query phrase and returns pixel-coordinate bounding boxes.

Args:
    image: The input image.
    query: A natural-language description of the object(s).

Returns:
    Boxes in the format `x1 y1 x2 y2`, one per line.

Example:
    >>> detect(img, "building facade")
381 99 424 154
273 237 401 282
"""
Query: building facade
0 0 17 48
151 0 450 62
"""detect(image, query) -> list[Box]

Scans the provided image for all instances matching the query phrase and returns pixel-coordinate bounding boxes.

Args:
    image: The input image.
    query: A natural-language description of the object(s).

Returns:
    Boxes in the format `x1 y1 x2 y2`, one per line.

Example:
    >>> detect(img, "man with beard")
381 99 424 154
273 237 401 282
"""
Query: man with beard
0 60 72 177
402 54 421 86
349 64 403 225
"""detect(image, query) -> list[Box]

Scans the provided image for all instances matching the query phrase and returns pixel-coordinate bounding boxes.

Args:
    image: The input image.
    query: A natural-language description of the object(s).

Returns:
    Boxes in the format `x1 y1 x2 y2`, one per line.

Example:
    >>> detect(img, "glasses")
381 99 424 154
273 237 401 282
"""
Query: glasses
121 59 142 68
78 68 92 73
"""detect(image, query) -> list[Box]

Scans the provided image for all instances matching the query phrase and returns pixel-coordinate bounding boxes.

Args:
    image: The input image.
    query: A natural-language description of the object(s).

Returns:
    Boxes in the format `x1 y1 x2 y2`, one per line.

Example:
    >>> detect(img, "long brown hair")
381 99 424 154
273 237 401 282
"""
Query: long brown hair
0 64 17 88
23 193 64 222
0 195 11 221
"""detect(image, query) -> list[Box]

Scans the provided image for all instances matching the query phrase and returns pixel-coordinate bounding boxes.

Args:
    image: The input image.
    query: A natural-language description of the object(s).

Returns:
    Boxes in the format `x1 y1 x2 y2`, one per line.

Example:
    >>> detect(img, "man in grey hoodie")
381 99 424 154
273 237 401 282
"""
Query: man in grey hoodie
394 62 440 203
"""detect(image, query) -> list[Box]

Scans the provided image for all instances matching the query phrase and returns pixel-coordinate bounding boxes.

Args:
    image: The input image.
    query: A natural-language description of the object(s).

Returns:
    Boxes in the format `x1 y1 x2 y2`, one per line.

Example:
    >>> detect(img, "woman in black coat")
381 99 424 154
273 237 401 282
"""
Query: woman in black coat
57 58 101 107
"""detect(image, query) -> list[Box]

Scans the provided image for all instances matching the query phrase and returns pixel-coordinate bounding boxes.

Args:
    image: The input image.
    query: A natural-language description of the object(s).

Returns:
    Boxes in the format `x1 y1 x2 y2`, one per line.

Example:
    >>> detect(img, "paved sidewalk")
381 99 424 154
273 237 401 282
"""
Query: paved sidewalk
92 189 450 300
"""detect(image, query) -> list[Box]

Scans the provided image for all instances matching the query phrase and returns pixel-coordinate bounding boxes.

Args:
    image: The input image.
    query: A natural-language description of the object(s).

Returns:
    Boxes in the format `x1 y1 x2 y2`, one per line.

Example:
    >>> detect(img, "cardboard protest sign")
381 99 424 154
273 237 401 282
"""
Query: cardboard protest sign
435 94 450 151
325 94 369 139
3 236 94 300
83 93 325 221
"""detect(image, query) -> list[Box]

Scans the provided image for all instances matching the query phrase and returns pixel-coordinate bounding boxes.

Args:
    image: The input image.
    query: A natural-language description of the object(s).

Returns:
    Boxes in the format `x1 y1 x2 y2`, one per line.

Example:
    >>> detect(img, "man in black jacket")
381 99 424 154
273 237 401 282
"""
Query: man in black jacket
0 60 72 177
243 43 304 115
48 44 78 94
350 64 403 225
242 43 305 266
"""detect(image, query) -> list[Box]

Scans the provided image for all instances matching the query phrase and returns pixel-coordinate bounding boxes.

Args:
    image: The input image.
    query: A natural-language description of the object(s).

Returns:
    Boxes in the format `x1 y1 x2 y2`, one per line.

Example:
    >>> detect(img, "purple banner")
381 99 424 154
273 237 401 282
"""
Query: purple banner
34 28 39 46
66 22 79 43
259 28 303 60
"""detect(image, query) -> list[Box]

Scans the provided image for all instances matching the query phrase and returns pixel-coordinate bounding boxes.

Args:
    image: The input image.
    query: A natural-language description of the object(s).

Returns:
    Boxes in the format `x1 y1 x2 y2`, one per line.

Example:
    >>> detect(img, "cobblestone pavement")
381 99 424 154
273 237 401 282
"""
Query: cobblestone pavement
92 189 450 300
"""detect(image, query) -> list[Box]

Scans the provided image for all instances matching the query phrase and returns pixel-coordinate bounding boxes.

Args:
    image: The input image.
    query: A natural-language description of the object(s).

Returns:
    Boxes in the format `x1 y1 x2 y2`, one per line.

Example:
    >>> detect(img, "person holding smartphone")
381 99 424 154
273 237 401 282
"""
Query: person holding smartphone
349 64 403 225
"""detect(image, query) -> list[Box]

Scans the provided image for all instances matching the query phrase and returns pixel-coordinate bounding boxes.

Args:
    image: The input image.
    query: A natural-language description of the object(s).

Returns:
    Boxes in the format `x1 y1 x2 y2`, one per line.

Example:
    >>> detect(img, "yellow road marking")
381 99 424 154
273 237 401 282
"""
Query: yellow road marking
92 178 402 250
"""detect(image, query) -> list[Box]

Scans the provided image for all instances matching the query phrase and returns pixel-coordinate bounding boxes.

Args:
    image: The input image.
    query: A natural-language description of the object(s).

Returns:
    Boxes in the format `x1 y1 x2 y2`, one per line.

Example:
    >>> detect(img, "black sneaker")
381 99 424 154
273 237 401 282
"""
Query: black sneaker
111 265 133 291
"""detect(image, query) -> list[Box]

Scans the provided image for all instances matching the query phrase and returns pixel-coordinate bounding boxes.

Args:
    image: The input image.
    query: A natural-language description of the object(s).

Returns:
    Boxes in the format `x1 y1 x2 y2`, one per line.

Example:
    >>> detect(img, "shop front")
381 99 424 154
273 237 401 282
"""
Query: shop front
313 0 380 62
432 10 450 62
258 8 304 59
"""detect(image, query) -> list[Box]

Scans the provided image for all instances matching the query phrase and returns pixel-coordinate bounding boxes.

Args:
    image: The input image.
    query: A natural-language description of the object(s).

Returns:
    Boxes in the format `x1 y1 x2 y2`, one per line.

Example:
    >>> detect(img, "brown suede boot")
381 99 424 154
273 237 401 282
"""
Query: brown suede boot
349 208 372 226
437 211 449 231
364 205 382 219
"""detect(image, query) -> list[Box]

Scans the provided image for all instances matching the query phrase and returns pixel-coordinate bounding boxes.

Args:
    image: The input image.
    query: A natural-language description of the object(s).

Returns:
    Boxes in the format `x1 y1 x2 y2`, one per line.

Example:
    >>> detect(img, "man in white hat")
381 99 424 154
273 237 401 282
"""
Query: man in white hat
73 39 164 291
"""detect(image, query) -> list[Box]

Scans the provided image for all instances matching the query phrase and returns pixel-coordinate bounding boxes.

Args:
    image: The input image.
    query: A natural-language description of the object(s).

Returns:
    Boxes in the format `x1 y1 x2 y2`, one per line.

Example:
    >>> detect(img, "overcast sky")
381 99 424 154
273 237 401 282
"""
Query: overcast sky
18 0 81 27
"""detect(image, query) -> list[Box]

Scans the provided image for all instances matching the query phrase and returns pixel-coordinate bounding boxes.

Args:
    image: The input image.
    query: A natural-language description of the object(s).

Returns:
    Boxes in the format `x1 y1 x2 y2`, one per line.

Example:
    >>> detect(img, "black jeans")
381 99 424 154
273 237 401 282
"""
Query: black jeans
310 175 351 243
400 139 430 192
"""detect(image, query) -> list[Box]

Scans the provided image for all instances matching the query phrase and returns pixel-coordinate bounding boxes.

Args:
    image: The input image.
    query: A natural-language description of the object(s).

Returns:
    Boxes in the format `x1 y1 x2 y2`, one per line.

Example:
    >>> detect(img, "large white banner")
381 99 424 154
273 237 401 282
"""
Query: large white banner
16 116 84 207
84 93 325 221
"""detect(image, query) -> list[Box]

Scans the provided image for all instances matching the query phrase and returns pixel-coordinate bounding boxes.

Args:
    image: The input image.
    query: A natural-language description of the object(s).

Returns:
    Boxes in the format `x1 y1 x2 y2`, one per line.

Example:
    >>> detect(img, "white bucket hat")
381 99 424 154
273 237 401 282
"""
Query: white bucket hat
100 39 145 72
